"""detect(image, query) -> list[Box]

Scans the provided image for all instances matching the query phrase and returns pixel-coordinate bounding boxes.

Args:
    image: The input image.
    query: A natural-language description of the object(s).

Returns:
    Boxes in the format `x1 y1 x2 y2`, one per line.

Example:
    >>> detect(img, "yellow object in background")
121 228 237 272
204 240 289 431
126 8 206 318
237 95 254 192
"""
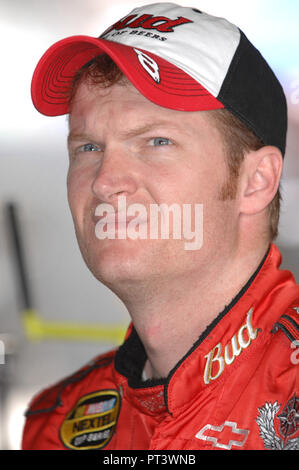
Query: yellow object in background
22 309 126 345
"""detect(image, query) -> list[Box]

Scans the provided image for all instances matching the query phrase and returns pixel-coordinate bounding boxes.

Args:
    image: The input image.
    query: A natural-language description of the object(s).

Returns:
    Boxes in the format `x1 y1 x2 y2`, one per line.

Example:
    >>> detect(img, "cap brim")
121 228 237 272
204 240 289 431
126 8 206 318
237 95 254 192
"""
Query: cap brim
31 35 223 116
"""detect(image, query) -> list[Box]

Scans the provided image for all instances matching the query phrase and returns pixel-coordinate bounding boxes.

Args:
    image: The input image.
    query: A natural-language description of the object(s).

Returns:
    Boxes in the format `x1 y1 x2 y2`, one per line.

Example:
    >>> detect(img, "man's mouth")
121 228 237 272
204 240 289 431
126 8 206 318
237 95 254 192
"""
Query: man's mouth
92 209 148 239
93 212 147 225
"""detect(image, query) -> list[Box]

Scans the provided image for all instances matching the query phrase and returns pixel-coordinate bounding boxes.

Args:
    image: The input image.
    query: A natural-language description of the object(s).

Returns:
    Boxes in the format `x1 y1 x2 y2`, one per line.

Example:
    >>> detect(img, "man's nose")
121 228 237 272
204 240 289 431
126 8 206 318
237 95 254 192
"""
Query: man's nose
91 145 139 203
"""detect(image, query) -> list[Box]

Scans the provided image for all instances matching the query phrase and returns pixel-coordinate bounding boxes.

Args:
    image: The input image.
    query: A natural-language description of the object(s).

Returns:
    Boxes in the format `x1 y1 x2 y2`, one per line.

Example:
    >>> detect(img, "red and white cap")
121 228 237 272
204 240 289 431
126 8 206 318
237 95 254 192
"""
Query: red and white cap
31 2 287 154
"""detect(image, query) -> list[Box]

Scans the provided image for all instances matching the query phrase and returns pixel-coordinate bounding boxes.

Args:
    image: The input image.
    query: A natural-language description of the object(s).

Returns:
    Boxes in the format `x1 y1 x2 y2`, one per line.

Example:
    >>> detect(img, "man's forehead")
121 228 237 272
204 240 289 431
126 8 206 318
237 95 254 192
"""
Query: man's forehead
68 81 213 134
68 80 149 127
70 78 136 107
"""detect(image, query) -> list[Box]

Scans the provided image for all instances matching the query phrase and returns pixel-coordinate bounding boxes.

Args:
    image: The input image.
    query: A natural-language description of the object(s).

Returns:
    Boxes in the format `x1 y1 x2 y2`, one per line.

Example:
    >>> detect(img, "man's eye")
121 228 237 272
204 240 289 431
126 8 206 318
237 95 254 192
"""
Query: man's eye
149 137 172 147
79 143 100 152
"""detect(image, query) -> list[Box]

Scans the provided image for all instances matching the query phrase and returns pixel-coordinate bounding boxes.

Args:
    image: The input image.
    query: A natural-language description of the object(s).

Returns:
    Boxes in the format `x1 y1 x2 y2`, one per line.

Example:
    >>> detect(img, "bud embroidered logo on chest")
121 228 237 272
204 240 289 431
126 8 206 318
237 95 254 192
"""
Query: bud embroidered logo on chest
204 308 258 385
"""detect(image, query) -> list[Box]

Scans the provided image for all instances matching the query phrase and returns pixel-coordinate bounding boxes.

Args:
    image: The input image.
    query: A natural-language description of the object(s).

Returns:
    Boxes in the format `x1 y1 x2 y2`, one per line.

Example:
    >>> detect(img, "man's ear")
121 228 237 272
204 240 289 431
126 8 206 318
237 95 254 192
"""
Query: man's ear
239 146 283 215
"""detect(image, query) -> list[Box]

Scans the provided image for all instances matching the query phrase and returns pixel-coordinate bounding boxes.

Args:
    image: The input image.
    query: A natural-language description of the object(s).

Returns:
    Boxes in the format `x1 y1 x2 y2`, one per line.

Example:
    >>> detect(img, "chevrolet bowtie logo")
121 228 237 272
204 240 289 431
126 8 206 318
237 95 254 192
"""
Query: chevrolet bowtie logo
195 421 250 450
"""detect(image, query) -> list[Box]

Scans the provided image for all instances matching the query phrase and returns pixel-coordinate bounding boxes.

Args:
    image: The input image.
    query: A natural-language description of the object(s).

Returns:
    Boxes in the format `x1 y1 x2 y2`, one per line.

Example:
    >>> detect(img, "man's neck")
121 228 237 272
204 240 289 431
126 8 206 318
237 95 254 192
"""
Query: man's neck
119 242 269 380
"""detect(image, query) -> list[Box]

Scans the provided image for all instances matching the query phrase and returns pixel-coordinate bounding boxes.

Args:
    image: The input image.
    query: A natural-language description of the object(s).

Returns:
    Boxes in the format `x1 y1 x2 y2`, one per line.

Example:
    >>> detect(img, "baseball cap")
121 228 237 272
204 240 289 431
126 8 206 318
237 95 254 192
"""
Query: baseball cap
31 2 287 155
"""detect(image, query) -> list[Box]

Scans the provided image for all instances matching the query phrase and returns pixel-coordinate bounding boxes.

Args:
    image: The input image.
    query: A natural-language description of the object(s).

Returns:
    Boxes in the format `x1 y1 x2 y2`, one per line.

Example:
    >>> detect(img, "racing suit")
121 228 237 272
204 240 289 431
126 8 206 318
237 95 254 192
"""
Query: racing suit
22 244 299 450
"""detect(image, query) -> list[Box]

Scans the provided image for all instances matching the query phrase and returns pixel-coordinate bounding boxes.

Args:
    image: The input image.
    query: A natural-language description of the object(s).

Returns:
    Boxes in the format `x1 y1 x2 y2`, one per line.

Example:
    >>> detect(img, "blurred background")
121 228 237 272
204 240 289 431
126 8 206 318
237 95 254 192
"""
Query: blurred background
0 0 298 449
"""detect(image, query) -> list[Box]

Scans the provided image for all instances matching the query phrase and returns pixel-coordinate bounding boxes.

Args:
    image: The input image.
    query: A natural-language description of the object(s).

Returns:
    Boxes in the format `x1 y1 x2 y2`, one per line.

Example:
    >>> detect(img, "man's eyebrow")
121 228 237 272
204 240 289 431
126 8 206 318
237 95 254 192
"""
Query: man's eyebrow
117 121 179 138
67 132 95 145
67 121 180 144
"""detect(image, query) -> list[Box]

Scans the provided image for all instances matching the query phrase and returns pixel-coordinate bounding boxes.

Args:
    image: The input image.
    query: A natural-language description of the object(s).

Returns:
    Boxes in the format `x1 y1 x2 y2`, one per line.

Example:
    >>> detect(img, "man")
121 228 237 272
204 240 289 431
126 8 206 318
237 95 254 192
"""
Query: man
23 3 299 450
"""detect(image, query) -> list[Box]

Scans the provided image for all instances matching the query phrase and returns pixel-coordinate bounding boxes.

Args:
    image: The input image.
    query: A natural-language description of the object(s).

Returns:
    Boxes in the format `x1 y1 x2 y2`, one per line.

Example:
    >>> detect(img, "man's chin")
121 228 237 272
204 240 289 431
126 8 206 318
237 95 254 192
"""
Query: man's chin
82 237 155 286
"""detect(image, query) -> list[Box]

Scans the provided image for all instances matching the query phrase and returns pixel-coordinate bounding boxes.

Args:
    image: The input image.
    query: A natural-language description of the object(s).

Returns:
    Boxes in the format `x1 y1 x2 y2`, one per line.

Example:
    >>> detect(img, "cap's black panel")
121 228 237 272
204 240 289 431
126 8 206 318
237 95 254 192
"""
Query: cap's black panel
218 30 287 155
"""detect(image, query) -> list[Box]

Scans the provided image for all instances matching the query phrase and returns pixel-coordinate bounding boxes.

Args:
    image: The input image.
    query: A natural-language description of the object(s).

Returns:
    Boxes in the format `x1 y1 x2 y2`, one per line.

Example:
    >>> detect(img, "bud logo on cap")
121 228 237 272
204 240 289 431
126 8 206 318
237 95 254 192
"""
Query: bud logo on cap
102 12 193 35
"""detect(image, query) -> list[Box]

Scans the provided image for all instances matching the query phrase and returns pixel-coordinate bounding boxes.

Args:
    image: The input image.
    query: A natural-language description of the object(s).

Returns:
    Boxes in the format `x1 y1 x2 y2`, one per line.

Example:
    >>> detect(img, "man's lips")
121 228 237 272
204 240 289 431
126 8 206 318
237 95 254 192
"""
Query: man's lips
92 212 148 234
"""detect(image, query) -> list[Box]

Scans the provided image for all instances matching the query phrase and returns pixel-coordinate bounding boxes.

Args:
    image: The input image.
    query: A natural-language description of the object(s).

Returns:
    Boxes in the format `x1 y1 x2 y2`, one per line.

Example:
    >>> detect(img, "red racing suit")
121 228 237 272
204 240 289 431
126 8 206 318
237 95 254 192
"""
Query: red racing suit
22 244 299 450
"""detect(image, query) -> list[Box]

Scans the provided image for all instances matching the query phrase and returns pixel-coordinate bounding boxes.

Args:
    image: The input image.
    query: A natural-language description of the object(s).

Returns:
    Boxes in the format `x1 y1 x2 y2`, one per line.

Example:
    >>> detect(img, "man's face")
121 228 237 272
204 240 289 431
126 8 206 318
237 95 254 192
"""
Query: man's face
67 80 239 291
